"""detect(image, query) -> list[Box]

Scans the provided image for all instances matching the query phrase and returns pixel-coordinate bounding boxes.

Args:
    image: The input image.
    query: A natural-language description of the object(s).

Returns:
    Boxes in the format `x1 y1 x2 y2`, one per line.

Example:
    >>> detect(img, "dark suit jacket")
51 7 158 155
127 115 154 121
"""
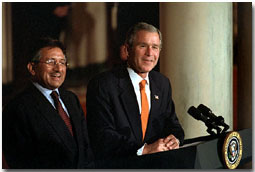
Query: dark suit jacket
2 83 94 169
86 65 184 160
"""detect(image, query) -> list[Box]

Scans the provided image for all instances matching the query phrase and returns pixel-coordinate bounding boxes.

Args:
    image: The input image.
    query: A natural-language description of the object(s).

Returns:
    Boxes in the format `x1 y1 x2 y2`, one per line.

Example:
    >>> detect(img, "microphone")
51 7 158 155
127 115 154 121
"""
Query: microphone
188 106 222 135
188 106 208 122
197 104 216 119
197 104 229 132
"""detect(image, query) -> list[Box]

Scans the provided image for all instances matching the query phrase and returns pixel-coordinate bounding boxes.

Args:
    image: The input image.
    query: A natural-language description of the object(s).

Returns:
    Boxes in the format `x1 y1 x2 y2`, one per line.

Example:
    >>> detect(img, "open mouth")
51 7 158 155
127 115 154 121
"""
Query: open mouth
51 73 61 79
143 59 153 63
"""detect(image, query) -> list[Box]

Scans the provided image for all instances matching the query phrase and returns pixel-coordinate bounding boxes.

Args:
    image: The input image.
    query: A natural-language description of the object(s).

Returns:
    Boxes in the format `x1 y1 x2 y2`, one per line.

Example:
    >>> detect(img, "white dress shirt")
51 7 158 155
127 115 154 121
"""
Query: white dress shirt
127 67 151 113
127 67 151 156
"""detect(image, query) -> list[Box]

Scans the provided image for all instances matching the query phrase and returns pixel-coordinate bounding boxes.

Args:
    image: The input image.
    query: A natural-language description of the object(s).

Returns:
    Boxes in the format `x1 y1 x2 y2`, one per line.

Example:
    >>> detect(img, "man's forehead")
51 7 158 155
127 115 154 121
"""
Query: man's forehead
135 30 159 39
40 47 66 59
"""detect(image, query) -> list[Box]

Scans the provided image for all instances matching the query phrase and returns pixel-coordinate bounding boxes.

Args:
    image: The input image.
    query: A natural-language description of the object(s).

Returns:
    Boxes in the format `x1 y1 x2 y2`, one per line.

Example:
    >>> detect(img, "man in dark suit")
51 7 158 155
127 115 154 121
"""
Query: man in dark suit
86 22 184 161
2 38 94 168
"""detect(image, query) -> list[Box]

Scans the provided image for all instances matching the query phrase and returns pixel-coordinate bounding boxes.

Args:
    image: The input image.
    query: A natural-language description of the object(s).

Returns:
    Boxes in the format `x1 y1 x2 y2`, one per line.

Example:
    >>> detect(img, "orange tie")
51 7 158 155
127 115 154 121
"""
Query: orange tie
140 80 149 140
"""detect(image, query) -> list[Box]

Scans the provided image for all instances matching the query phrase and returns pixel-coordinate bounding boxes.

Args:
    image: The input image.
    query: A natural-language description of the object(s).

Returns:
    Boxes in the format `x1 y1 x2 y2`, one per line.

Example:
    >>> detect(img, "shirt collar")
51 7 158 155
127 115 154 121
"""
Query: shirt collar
33 82 59 98
127 67 149 86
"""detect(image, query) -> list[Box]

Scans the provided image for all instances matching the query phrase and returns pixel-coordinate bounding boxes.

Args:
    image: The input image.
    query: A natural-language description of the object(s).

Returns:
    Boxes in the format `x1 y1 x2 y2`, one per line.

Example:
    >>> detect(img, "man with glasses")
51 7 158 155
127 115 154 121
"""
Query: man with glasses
2 38 94 169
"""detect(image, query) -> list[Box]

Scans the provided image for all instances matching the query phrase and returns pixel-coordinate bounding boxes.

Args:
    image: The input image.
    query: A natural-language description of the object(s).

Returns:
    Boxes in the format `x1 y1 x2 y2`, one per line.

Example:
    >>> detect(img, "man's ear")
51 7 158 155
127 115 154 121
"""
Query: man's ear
120 44 129 61
27 62 36 76
125 43 130 57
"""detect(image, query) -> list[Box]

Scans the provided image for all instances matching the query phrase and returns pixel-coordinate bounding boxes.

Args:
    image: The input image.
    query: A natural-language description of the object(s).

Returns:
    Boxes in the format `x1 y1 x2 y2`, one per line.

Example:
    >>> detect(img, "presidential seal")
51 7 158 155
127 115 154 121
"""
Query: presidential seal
222 131 243 169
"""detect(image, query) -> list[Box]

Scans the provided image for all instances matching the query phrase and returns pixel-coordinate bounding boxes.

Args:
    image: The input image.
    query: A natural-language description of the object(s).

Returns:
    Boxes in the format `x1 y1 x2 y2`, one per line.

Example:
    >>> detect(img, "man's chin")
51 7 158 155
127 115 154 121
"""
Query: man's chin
46 82 63 90
141 68 153 73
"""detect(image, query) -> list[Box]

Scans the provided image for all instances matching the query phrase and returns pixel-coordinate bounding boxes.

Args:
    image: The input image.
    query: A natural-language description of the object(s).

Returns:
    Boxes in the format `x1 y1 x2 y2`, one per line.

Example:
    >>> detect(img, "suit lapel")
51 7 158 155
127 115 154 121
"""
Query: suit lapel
144 73 161 140
118 68 143 141
30 85 77 152
60 90 82 148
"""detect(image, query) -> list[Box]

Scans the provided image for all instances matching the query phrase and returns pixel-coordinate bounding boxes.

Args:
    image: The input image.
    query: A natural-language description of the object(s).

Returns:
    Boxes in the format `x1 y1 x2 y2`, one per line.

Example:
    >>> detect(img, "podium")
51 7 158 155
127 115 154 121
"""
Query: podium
95 128 252 169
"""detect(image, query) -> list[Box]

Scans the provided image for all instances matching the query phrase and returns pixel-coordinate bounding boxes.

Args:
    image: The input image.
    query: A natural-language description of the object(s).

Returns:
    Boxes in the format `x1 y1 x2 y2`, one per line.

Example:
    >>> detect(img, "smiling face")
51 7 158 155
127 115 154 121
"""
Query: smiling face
127 30 161 78
27 47 66 90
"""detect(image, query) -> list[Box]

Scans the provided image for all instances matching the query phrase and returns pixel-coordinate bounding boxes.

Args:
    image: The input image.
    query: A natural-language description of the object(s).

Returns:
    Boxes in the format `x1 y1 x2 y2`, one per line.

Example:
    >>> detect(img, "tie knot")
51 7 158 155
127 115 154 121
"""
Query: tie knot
139 80 147 90
51 91 59 99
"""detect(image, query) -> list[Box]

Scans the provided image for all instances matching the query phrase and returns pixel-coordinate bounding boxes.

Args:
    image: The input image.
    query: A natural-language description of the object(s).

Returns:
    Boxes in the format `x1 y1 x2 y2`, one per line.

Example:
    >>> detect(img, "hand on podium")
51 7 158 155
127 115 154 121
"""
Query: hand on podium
142 134 180 155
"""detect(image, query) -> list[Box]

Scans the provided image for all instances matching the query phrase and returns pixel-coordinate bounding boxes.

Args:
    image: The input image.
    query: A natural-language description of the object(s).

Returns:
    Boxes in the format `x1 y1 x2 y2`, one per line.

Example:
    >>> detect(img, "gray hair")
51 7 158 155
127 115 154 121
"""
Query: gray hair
125 22 162 49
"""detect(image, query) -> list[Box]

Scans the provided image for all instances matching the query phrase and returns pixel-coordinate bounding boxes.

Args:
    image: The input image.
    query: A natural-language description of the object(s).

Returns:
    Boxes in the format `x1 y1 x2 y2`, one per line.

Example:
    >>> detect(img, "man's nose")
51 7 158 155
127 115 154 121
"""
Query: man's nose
145 46 153 56
53 62 62 70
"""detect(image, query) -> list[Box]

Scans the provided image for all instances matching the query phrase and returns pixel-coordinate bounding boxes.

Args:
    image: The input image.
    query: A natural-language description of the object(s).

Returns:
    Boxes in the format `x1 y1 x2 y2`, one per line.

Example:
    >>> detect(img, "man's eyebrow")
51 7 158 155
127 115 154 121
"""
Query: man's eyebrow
46 56 66 59
152 44 159 46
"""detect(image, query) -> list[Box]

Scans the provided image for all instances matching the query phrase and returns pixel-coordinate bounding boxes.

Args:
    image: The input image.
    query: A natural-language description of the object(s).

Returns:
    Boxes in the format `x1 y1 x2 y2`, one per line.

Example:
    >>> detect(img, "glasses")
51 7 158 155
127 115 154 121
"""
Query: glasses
36 59 69 67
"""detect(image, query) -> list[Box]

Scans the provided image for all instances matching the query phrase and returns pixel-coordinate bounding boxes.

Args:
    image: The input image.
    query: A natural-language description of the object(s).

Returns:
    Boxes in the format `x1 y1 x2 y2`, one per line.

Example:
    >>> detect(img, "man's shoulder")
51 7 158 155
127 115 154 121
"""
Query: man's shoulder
11 84 38 101
59 87 78 99
89 65 127 83
3 85 39 112
149 70 170 82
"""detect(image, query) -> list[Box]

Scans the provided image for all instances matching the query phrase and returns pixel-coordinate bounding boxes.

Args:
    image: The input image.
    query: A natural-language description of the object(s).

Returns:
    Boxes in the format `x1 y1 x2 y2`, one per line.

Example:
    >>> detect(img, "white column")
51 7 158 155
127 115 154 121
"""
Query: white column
160 2 233 139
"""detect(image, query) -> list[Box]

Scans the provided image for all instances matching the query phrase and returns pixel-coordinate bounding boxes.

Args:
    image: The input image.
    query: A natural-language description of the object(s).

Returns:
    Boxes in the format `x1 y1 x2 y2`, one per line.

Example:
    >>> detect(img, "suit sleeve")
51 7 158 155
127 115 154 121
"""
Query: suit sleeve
2 102 37 168
86 77 141 160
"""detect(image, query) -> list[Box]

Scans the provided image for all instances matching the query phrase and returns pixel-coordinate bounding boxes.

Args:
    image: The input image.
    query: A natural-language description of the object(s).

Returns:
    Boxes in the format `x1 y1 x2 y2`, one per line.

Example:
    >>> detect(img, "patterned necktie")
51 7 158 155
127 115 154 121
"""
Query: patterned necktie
51 91 73 136
139 80 149 140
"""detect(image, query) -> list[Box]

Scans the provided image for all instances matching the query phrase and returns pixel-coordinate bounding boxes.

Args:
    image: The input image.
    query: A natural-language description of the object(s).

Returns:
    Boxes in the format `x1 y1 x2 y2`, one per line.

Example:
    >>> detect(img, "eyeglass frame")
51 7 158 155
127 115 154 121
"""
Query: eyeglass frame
33 58 69 67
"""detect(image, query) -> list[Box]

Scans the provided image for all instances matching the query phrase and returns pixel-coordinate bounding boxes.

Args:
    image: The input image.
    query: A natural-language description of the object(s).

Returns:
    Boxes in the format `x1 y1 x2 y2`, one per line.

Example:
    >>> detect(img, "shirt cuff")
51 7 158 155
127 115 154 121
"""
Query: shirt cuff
176 138 180 145
137 143 146 156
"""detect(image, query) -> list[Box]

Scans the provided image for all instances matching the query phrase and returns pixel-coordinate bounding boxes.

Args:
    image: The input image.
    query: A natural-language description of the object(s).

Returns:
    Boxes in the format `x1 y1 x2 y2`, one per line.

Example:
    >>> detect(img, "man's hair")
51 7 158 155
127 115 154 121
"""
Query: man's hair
30 37 66 62
125 22 162 49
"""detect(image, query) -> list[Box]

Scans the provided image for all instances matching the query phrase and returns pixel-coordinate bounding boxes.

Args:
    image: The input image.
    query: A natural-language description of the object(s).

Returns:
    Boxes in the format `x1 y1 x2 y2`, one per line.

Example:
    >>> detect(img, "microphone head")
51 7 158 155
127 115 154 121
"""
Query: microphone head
197 104 211 114
198 104 217 119
188 106 205 121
